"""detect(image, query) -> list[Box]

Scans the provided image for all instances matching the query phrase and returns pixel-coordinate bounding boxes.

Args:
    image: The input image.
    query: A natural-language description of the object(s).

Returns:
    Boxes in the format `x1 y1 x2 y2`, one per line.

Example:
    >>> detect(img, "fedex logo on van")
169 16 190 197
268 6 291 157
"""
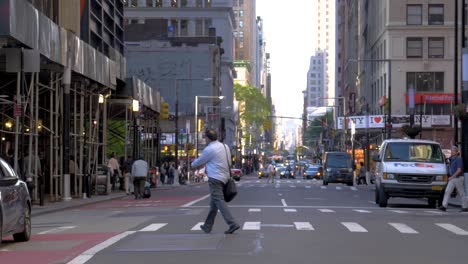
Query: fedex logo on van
393 163 434 168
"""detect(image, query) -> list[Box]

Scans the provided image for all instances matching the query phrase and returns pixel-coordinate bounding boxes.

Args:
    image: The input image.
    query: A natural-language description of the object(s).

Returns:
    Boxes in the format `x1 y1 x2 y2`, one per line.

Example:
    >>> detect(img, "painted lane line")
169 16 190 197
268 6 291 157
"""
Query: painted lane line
425 210 445 215
350 187 358 191
390 210 409 214
284 208 297 212
436 223 468 235
261 184 267 187
305 186 311 189
296 180 302 183
281 199 288 207
341 222 368 233
243 222 261 230
353 210 371 213
191 222 204 231
287 181 292 183
278 193 283 196
181 194 210 207
388 223 418 234
67 231 136 264
290 185 296 188
139 223 168 232
38 226 77 235
319 209 335 213
256 180 261 183
336 186 342 190
294 222 314 231
249 208 262 212
320 186 327 189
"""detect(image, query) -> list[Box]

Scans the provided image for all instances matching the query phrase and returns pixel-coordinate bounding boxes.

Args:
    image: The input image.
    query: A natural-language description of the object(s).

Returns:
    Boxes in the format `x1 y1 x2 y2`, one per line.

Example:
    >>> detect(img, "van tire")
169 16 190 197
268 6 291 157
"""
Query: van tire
428 198 437 208
346 181 353 186
375 187 380 204
378 188 388 207
323 180 328 186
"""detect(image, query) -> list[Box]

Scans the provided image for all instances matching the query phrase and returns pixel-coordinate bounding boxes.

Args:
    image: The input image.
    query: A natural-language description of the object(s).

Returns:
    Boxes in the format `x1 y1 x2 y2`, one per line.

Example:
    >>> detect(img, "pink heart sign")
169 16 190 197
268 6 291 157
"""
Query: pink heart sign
374 117 382 123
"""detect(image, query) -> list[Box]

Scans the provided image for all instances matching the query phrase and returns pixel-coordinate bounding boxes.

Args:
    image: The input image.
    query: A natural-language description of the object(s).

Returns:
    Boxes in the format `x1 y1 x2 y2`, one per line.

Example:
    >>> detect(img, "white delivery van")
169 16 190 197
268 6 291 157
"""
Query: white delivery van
373 139 448 208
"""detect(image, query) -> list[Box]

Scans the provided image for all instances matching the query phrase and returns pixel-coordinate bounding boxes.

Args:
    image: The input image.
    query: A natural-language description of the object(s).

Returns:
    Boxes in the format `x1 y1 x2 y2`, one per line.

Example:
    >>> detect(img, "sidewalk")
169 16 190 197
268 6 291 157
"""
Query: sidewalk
31 181 205 217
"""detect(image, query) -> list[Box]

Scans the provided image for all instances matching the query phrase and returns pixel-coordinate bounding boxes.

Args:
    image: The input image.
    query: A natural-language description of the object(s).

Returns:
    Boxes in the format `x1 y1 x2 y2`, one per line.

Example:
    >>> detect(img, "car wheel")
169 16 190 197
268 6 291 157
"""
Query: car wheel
378 188 388 208
323 180 328 186
13 205 31 242
428 198 437 208
346 181 354 186
0 213 3 244
374 187 380 204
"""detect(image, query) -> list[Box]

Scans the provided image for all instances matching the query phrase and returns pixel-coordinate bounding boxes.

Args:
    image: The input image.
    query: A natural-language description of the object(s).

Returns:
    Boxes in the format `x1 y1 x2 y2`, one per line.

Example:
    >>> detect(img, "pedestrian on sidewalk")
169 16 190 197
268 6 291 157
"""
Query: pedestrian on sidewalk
123 156 133 195
107 153 121 191
439 145 468 212
357 161 367 185
132 155 148 200
191 129 240 235
266 163 275 183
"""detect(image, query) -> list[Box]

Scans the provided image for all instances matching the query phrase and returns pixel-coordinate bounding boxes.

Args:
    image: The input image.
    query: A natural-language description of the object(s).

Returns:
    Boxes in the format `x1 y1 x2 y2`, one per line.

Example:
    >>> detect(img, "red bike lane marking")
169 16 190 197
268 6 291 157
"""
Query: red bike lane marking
0 232 119 264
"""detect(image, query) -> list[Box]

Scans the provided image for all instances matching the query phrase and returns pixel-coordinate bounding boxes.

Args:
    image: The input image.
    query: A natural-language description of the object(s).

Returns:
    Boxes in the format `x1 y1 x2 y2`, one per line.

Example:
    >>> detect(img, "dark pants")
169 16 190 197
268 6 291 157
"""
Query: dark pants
133 177 146 199
203 178 237 230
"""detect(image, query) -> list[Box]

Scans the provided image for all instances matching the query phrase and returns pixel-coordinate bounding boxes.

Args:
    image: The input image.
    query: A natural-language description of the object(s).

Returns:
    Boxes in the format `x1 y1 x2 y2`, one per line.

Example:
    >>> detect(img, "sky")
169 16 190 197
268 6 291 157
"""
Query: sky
256 0 315 120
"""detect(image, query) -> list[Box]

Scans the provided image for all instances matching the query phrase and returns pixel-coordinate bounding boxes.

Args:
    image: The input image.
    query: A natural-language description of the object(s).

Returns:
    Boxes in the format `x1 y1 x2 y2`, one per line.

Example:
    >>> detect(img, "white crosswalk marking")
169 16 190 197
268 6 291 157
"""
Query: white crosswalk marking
284 208 297 212
389 223 418 234
319 209 335 213
294 222 314 231
249 208 262 212
390 210 409 214
436 223 468 235
336 186 342 190
290 185 296 188
341 222 368 232
320 186 327 189
305 186 311 189
256 180 260 183
425 210 445 215
350 187 358 191
243 222 261 230
353 209 371 213
191 222 204 231
139 223 167 232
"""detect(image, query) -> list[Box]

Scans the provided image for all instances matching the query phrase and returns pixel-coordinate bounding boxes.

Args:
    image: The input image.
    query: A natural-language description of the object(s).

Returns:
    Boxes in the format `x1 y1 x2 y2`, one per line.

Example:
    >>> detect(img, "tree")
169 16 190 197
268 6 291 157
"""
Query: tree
303 110 334 145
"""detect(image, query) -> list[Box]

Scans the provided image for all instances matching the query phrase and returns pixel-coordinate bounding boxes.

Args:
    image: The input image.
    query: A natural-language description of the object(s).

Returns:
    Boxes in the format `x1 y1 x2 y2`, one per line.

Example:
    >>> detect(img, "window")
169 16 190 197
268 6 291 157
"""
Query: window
407 5 422 25
196 19 203 35
180 20 188 36
204 18 212 35
146 0 153 7
311 73 316 78
407 72 444 92
171 0 178 8
239 20 244 28
181 0 188 7
428 37 444 58
205 0 211 7
196 0 203 7
156 0 162 7
407 38 423 58
429 4 444 25
240 10 244 17
131 0 138 7
240 41 244 48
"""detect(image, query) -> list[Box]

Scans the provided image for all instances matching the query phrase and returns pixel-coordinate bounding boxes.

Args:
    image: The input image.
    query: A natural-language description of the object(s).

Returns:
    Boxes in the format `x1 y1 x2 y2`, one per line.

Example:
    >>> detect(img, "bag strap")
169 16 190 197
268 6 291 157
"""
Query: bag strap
223 144 232 178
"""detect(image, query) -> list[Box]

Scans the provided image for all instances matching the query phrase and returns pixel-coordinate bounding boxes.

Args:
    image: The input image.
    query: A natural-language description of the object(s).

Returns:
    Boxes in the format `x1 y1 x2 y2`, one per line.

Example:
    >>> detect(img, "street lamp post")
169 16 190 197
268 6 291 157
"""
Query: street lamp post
319 97 346 150
194 95 224 158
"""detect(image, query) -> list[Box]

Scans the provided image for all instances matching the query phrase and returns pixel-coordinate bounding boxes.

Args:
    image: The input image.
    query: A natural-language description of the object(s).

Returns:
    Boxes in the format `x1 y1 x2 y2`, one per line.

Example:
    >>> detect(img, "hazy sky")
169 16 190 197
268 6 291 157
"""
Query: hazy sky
256 0 315 119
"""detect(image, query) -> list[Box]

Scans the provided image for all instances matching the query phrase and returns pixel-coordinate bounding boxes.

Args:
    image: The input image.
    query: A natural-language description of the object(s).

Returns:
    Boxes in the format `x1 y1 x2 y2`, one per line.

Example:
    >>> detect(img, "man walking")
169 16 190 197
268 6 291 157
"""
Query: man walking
267 163 275 183
132 155 148 200
439 145 468 212
191 129 240 234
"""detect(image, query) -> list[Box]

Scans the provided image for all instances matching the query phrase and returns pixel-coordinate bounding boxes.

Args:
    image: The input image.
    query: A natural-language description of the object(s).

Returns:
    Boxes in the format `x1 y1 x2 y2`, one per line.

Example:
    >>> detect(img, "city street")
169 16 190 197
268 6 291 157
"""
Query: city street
1 174 467 264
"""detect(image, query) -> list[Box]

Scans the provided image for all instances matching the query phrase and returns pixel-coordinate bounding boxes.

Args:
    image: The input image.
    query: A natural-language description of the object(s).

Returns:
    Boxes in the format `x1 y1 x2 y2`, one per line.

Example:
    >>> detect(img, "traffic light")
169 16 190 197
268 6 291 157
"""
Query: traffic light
163 145 169 152
160 102 169 119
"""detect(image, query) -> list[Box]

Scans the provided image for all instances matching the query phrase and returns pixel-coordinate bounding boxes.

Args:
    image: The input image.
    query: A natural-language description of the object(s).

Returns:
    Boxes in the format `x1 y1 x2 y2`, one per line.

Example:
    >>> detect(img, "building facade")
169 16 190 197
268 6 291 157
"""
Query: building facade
306 51 327 108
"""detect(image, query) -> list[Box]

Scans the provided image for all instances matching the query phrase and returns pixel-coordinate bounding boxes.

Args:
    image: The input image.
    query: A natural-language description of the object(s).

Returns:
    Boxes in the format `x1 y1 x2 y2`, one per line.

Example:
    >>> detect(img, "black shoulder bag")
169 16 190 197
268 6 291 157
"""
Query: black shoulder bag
222 144 237 202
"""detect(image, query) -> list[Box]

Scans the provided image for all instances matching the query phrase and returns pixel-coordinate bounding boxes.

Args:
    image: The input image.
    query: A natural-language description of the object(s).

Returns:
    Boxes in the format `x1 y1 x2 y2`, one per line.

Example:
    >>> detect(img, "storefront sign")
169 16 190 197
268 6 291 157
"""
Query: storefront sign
405 93 459 104
337 115 450 129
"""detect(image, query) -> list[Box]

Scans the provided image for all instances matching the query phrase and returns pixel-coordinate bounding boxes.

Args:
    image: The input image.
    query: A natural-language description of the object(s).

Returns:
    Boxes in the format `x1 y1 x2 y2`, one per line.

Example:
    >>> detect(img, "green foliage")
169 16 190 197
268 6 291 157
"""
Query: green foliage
234 83 271 128
106 120 126 157
303 110 334 145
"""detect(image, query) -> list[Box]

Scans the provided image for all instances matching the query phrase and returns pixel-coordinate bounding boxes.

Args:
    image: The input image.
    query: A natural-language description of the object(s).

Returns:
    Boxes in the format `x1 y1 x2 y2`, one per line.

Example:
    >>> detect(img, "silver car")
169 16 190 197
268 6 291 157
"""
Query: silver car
0 157 32 243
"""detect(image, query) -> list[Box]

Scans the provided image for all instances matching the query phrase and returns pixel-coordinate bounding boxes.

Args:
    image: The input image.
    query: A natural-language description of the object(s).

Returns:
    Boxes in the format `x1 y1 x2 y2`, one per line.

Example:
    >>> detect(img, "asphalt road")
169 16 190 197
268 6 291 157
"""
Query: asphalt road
1 174 468 264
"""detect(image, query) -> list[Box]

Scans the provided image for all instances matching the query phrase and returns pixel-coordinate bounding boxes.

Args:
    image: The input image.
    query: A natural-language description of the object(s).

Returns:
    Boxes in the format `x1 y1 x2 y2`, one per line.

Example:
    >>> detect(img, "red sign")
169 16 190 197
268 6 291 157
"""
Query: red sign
14 104 22 117
405 93 460 104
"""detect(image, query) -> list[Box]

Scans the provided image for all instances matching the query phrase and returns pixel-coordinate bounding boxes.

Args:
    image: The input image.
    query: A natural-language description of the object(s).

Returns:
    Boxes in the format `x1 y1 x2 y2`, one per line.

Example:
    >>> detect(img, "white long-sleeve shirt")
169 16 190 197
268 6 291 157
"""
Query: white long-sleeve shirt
191 140 231 183
132 159 148 178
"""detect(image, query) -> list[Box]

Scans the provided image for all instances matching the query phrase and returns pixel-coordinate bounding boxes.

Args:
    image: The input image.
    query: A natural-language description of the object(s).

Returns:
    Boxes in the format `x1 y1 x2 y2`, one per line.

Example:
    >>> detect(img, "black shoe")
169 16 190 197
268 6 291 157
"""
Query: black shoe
460 208 468 213
224 224 240 234
438 206 447 211
200 224 211 234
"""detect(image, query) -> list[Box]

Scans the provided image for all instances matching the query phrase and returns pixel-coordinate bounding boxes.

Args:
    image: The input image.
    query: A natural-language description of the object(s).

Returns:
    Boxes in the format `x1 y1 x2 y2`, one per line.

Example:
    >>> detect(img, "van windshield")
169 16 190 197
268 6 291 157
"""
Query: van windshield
327 154 352 168
383 143 444 163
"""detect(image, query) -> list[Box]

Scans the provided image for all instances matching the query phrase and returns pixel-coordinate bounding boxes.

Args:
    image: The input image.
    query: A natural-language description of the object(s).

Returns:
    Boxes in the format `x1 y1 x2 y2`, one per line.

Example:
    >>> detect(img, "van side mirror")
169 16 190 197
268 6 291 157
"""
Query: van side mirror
372 154 381 162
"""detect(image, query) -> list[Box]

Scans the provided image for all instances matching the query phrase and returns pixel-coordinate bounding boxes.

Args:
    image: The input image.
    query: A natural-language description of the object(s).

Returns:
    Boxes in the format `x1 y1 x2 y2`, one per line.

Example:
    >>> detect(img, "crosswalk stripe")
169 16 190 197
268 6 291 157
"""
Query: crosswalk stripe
139 223 167 232
341 222 368 232
243 222 261 230
350 187 358 191
249 208 262 212
290 185 296 188
320 186 327 189
353 209 371 213
191 222 204 231
319 209 335 213
389 223 418 234
390 210 409 214
284 208 297 212
294 222 314 231
436 223 468 235
336 186 342 190
305 186 311 189
425 210 445 215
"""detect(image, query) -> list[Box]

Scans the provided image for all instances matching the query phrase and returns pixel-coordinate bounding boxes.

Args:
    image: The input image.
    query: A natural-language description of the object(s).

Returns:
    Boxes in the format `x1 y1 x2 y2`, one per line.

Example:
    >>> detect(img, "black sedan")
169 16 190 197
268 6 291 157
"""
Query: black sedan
303 165 322 179
0 157 32 243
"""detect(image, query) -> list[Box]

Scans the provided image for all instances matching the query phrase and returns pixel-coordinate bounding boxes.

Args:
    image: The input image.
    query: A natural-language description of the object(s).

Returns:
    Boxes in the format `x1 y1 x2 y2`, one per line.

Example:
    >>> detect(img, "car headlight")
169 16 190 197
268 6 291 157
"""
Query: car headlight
280 172 284 175
383 173 396 180
258 172 261 175
291 173 294 176
326 168 332 172
435 175 448 182
317 172 321 176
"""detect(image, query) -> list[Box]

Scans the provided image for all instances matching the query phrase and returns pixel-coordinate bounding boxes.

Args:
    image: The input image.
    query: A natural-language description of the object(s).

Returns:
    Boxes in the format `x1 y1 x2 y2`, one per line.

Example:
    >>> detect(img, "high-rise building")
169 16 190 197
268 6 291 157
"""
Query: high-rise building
312 0 336 106
306 51 326 108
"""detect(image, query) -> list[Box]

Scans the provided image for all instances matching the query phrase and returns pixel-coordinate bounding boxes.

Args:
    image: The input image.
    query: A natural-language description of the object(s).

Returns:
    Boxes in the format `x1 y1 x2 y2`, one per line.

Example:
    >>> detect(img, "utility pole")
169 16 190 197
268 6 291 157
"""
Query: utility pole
455 0 460 145
175 80 179 171
461 0 468 197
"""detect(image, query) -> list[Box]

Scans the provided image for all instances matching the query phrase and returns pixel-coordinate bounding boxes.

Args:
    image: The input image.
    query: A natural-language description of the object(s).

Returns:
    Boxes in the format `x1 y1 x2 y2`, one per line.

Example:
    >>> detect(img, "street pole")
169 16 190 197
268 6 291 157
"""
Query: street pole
365 103 370 183
195 96 199 158
62 49 72 201
462 0 468 198
455 0 459 145
387 60 392 139
175 80 179 171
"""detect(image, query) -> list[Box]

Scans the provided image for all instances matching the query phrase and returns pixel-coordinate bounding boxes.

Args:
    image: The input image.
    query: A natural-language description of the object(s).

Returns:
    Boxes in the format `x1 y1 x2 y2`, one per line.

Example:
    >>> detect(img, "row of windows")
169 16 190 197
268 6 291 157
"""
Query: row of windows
407 72 444 92
234 10 244 17
407 4 444 25
407 37 444 58
126 0 212 8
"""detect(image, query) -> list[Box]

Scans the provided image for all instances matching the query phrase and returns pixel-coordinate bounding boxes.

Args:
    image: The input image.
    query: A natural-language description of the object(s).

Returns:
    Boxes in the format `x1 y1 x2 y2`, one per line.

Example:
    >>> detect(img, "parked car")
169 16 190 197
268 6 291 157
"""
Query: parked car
231 168 242 181
322 152 355 186
303 165 322 179
0 157 32 243
373 139 447 208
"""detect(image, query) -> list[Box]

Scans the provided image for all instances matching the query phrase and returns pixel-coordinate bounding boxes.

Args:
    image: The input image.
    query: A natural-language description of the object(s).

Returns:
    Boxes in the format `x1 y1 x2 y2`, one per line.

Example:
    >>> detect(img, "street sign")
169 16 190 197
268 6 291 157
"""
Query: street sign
160 135 166 140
